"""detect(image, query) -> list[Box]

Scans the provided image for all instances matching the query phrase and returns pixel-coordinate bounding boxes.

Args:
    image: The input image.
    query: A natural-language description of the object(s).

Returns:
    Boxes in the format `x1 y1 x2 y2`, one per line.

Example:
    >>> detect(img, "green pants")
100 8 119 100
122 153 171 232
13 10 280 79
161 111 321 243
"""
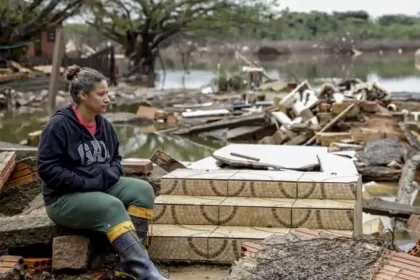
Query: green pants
46 177 155 235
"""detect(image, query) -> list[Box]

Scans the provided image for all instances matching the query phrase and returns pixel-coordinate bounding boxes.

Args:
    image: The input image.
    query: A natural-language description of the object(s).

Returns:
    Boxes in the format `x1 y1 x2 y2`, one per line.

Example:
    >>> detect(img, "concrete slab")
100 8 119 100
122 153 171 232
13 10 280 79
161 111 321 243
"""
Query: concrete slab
212 144 327 170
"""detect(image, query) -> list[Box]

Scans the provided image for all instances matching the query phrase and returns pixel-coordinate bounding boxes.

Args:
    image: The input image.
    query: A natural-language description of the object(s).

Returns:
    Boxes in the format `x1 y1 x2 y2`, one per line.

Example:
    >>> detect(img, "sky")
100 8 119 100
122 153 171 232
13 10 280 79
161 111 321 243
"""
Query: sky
277 0 420 17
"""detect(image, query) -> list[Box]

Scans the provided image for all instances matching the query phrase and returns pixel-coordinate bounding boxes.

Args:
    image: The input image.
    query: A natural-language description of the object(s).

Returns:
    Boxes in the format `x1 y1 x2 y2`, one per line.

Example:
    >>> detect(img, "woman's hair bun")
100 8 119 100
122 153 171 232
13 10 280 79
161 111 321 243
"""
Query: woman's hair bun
64 65 81 81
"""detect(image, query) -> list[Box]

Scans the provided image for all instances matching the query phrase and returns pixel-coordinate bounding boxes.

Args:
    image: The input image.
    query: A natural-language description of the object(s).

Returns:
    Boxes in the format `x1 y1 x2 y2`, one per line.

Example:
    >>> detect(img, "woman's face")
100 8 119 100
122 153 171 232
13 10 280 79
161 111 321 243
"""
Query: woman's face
80 80 110 114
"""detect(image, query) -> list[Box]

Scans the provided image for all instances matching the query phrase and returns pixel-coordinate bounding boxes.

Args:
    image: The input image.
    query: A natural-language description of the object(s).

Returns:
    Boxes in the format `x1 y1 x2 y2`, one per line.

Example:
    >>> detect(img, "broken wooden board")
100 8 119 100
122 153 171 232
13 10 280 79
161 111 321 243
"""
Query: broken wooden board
305 103 356 145
149 149 186 173
0 152 16 191
171 113 267 135
181 109 230 118
212 144 327 171
357 166 401 182
362 197 420 217
206 126 276 142
315 132 352 147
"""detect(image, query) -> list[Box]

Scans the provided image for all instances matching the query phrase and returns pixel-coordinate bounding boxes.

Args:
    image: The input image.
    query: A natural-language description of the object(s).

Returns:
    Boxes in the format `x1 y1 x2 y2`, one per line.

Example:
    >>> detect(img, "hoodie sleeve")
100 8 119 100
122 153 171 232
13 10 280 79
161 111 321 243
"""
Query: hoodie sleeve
104 125 123 188
37 118 105 192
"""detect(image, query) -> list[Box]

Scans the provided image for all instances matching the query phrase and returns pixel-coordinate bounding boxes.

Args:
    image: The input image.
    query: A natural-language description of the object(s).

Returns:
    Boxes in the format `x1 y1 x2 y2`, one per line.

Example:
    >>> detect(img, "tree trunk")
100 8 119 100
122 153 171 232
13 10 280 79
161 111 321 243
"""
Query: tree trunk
126 31 157 87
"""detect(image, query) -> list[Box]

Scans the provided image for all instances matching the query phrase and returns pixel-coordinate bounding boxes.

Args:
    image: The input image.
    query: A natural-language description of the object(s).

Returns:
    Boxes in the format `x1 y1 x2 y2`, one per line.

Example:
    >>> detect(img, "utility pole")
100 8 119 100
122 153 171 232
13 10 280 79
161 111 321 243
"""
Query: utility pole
47 26 64 118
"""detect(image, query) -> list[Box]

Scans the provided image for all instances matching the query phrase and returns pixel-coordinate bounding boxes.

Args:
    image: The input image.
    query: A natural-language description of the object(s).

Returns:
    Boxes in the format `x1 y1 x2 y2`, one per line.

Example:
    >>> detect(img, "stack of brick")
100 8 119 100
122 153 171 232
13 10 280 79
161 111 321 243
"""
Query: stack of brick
23 258 52 275
6 159 39 188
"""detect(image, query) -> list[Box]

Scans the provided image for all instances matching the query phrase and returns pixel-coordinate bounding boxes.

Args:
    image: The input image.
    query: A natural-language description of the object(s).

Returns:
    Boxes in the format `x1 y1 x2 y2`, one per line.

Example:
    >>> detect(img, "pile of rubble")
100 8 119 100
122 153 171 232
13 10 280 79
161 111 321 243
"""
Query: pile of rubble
229 229 420 280
0 61 35 84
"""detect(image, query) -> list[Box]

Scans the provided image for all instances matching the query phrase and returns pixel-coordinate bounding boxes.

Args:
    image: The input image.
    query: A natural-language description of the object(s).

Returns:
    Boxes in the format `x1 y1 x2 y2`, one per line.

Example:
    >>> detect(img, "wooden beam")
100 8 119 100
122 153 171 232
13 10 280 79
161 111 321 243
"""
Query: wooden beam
363 197 420 217
305 103 356 146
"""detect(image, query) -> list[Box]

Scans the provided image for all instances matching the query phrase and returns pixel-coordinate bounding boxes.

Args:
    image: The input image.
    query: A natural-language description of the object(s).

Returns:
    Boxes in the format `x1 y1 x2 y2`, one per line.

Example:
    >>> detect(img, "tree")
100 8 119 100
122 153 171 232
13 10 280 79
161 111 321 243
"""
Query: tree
0 0 83 59
88 0 278 80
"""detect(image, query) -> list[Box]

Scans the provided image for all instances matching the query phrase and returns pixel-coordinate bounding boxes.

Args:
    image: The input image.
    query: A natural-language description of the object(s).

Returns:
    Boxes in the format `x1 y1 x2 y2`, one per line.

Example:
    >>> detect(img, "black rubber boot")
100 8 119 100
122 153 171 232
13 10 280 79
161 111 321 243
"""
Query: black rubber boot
130 216 149 245
112 231 168 280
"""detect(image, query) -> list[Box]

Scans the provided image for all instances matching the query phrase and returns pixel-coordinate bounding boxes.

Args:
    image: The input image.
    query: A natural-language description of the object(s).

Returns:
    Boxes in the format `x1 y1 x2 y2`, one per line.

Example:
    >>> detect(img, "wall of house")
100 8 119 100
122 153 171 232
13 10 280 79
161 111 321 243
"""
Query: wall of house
40 30 56 58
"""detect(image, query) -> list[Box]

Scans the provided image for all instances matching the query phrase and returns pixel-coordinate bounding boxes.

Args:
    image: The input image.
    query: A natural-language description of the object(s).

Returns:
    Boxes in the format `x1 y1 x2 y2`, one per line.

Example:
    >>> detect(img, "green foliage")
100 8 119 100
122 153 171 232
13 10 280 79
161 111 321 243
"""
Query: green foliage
229 10 420 41
0 0 83 56
213 63 247 91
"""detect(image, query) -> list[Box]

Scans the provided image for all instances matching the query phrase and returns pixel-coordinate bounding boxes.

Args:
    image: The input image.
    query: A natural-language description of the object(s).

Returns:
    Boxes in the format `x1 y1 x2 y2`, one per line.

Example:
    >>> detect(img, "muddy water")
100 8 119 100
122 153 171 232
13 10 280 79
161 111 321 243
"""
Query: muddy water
0 109 223 161
156 53 420 92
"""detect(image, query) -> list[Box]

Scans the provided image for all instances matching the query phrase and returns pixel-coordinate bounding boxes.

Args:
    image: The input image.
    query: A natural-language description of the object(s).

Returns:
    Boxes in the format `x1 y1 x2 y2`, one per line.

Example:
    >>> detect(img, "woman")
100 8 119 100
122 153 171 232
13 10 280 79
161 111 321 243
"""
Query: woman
37 65 167 280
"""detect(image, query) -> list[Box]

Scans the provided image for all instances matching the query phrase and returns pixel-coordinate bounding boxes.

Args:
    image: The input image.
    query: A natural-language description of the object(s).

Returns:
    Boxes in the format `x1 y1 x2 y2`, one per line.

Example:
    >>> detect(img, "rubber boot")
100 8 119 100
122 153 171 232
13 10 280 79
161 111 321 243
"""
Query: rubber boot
130 216 149 245
112 231 168 280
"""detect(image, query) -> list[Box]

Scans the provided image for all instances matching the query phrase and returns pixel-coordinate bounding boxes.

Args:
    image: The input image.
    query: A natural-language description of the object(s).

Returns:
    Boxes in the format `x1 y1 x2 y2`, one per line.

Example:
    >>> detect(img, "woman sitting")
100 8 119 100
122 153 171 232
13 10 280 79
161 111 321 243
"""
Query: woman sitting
37 65 167 280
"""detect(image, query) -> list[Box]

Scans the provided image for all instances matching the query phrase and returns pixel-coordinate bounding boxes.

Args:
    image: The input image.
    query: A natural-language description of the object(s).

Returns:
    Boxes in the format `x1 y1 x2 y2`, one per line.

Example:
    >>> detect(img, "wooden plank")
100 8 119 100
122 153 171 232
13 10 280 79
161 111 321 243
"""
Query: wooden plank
305 103 356 145
363 198 420 217
182 109 230 118
316 132 353 147
171 113 266 135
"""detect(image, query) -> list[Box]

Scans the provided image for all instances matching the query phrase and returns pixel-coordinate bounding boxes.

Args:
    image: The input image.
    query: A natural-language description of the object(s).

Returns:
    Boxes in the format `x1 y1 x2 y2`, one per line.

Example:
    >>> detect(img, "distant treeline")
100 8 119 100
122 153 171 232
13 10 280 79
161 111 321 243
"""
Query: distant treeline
259 11 420 40
189 10 420 42
64 10 420 47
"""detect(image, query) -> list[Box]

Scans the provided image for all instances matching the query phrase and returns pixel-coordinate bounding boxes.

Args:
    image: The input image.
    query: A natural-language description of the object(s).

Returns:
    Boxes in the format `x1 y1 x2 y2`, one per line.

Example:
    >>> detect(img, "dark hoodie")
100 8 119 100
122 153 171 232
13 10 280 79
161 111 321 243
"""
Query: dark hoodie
37 106 123 206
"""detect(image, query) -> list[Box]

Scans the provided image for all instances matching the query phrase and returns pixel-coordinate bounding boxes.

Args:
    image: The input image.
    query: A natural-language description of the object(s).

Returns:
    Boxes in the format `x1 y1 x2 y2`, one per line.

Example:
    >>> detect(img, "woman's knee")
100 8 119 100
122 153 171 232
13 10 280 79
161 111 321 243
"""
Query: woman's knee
127 178 155 208
46 192 130 232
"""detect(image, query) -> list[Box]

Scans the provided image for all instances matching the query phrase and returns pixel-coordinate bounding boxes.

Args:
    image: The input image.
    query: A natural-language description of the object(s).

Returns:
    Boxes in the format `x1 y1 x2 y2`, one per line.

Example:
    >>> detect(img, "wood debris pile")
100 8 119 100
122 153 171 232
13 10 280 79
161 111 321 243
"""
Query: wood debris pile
0 61 35 84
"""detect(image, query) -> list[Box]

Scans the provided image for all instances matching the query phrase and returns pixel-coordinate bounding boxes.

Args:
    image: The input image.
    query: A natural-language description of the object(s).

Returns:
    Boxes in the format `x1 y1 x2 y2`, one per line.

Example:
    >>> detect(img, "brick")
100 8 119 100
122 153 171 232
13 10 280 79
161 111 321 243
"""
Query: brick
52 236 91 270
122 159 153 175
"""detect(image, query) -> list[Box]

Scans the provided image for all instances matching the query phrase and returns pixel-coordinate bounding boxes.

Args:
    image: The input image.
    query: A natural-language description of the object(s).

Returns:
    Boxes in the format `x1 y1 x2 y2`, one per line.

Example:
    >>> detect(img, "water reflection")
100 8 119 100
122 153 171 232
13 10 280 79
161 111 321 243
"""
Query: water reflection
114 125 223 160
0 112 223 161
156 53 420 91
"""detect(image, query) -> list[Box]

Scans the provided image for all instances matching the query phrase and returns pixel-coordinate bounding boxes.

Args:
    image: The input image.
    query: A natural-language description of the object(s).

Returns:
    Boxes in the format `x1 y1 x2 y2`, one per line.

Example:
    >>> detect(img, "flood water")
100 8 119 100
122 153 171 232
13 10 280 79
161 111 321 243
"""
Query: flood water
1 53 419 161
1 53 420 252
156 53 420 92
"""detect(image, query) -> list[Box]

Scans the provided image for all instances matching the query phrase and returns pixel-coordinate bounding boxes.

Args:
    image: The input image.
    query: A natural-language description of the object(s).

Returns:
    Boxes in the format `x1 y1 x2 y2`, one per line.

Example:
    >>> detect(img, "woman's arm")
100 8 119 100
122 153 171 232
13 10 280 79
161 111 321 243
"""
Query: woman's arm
37 119 105 192
103 125 123 188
